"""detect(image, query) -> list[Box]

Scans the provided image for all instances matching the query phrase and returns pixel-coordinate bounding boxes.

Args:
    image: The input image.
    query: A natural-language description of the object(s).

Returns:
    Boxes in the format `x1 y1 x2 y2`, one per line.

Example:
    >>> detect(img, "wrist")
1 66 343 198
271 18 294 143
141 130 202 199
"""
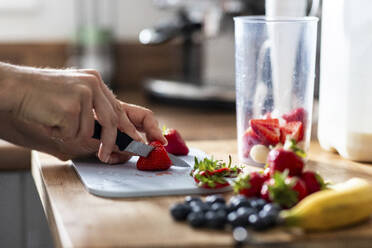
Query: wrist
0 62 27 112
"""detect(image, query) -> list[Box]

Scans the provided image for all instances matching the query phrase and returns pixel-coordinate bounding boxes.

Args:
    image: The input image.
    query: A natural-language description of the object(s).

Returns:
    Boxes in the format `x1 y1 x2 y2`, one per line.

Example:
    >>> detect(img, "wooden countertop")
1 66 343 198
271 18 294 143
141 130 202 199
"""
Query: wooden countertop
31 140 372 248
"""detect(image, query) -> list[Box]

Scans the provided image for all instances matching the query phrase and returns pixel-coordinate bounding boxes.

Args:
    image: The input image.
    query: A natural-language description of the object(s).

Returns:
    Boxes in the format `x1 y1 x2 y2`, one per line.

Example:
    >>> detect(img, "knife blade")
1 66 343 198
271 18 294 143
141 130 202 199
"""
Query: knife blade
167 153 190 168
92 120 190 168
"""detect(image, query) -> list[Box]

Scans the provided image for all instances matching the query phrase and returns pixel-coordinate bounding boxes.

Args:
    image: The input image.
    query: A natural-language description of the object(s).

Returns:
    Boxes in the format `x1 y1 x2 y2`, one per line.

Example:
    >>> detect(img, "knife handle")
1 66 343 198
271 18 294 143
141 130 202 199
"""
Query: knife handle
92 120 133 151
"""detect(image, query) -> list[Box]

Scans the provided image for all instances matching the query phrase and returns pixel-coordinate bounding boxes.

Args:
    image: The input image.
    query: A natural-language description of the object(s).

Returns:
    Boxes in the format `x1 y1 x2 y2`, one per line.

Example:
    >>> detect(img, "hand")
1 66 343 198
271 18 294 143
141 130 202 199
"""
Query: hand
0 63 166 163
0 64 125 163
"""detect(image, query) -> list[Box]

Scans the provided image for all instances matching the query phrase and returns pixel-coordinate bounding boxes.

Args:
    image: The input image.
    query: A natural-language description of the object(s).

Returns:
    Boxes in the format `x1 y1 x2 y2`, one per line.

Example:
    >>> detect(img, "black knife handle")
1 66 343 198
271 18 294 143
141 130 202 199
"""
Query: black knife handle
92 120 133 151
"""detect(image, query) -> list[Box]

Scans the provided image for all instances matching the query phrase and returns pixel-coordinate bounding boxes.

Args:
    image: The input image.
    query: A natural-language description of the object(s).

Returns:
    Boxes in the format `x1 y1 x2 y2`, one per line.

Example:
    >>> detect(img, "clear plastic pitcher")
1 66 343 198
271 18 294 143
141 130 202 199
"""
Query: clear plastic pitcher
234 16 318 165
318 0 372 162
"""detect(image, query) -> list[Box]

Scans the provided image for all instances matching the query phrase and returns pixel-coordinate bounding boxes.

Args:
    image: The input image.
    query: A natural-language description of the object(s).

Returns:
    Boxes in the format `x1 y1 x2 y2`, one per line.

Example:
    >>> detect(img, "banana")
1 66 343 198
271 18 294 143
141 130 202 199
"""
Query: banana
280 178 372 231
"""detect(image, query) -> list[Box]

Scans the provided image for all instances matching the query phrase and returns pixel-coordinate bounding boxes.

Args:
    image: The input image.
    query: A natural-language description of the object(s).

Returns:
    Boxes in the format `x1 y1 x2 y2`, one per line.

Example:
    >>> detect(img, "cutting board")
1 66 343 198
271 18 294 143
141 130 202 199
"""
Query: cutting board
72 148 232 198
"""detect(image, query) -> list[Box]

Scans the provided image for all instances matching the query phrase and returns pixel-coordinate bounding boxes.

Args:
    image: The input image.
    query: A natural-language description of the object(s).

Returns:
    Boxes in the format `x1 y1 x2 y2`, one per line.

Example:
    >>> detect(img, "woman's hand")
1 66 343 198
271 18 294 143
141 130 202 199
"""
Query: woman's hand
0 63 166 163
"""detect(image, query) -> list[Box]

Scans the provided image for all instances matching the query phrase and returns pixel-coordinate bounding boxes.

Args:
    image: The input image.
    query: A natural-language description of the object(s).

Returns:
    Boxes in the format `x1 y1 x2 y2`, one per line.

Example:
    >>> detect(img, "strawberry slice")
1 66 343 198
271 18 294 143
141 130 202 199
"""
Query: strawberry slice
249 118 280 146
136 141 172 171
163 127 189 155
280 121 304 143
282 107 306 125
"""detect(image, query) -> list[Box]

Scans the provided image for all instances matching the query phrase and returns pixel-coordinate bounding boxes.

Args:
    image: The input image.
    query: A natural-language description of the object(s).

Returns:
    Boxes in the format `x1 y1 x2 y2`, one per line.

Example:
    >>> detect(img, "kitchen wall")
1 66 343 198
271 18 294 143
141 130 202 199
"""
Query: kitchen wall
0 0 171 42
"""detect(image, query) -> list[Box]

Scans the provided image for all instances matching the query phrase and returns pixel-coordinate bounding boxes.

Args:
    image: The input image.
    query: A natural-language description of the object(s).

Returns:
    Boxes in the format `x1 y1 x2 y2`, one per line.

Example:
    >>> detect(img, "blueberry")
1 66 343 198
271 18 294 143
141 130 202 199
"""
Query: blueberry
185 196 202 205
215 209 228 218
205 210 226 229
190 201 210 213
229 195 247 205
258 209 279 226
211 202 228 212
227 211 248 228
236 207 257 217
262 203 281 213
248 214 271 231
170 203 191 221
205 194 226 205
229 196 251 210
250 198 267 211
233 227 252 245
187 211 206 228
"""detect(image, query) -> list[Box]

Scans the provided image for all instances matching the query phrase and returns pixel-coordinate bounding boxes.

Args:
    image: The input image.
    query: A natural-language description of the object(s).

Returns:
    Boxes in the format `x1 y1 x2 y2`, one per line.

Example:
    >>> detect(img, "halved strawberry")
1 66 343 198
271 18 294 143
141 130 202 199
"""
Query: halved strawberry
249 118 280 146
136 141 172 171
280 121 304 143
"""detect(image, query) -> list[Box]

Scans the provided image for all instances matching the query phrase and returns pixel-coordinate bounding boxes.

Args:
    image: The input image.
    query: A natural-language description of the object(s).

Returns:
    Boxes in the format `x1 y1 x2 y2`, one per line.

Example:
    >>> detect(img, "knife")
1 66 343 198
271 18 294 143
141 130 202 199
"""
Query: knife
92 120 190 167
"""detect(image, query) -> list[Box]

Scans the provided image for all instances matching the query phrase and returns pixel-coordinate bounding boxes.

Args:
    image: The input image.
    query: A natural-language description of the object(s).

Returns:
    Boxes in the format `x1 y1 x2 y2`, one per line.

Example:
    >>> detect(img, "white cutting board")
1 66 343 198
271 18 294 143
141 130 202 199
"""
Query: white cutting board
72 148 232 198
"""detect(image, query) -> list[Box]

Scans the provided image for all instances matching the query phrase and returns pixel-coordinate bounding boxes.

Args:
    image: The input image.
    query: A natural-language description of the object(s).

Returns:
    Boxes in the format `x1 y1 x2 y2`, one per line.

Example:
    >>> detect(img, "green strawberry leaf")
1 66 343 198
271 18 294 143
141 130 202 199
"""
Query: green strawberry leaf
268 170 298 208
233 173 251 193
315 172 330 190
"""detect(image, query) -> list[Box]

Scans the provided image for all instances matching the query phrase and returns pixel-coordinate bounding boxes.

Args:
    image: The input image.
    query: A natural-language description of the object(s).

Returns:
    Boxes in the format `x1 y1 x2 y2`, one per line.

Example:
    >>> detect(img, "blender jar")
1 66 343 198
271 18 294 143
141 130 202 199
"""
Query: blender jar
234 16 318 165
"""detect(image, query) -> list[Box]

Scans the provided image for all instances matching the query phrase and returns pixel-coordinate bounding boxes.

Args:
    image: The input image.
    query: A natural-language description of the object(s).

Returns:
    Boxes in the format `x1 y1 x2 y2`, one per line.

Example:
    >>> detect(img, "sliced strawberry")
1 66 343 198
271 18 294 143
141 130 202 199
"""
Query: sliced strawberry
282 107 306 125
280 121 304 143
163 128 189 155
249 118 280 146
242 128 261 157
136 141 172 171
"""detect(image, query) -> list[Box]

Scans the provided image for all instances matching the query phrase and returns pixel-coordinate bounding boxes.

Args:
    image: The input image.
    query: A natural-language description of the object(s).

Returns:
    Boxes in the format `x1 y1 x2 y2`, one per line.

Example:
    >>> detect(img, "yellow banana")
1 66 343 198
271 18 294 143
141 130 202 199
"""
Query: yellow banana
280 178 372 231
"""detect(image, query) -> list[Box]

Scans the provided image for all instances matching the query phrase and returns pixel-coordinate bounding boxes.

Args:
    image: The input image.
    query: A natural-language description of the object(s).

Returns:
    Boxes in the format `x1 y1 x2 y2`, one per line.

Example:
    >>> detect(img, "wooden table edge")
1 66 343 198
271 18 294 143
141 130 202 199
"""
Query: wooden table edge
31 150 71 248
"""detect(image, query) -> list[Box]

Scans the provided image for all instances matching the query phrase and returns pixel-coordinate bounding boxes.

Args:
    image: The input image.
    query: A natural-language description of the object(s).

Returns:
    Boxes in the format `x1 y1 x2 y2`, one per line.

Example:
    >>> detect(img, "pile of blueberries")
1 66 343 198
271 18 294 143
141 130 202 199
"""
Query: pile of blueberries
170 195 281 231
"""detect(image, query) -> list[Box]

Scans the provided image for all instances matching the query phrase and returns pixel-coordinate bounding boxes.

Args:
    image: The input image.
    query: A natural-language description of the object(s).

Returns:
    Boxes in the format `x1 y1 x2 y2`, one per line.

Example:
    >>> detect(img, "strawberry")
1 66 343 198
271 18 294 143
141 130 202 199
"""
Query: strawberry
163 128 189 155
280 121 304 143
301 171 326 194
261 171 308 208
249 118 280 146
262 167 271 181
242 128 261 157
136 141 172 171
233 171 265 197
267 148 304 177
260 180 271 202
282 107 306 125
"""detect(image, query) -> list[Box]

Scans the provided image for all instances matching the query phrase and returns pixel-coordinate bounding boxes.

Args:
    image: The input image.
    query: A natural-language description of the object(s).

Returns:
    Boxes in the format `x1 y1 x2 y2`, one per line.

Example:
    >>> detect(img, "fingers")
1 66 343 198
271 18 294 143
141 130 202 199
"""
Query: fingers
80 69 136 137
78 74 119 163
122 103 167 145
107 152 132 164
